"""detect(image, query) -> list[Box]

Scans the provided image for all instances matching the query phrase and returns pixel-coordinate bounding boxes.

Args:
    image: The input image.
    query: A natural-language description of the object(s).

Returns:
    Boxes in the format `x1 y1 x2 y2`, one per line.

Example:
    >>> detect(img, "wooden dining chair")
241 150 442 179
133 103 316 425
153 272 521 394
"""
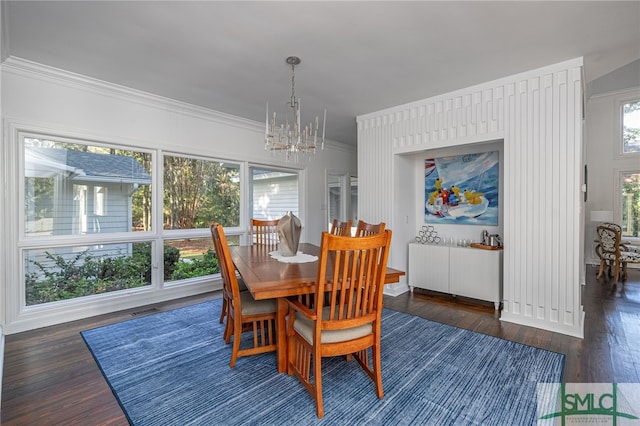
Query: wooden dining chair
329 219 352 236
595 222 639 278
286 230 392 418
250 218 280 246
355 220 385 237
211 222 277 367
210 222 248 327
596 225 640 286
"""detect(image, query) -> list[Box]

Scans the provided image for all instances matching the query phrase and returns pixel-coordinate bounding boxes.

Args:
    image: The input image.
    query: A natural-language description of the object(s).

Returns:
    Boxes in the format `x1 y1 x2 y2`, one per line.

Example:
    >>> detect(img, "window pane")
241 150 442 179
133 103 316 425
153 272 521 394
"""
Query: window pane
163 156 240 229
251 168 299 220
350 176 358 223
327 174 342 230
164 235 239 282
623 100 640 154
621 172 640 238
25 242 152 305
24 138 152 236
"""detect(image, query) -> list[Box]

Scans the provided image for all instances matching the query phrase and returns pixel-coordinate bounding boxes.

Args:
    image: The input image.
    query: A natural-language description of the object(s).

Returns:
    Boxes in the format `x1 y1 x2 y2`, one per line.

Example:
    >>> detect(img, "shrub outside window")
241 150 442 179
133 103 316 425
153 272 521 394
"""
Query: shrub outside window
24 242 154 306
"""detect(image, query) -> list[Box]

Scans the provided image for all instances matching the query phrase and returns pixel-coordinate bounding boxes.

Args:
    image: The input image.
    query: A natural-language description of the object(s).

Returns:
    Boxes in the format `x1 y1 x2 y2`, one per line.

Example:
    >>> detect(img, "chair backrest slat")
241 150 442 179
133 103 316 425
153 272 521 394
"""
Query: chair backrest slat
251 218 279 246
330 219 352 236
355 220 386 237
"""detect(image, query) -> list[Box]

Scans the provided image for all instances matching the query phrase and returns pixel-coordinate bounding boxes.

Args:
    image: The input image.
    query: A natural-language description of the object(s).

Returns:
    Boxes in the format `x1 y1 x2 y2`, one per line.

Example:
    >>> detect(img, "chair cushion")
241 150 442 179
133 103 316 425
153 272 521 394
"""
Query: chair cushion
602 251 640 262
240 292 276 315
292 306 373 345
620 251 640 262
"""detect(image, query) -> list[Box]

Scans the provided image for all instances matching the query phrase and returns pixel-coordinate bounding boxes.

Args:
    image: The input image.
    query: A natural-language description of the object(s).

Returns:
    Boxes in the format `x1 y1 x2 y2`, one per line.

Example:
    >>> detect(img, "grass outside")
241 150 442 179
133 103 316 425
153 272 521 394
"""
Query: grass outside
165 238 213 259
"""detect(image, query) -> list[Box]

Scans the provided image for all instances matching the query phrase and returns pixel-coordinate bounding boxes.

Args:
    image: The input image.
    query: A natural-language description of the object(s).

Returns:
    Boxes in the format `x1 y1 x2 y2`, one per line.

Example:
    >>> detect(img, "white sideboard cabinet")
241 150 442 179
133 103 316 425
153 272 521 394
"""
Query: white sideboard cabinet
408 242 503 309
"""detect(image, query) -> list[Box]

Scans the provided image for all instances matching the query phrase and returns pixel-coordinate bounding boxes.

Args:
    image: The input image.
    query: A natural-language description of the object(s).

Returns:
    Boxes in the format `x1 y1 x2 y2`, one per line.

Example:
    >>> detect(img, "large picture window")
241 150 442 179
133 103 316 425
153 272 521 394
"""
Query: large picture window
622 100 640 154
161 155 241 283
22 135 155 305
20 136 246 306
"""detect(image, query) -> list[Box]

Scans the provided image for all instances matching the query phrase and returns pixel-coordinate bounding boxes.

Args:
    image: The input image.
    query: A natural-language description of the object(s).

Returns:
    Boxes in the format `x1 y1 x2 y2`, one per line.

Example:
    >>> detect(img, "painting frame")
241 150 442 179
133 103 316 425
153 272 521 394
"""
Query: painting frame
424 151 499 226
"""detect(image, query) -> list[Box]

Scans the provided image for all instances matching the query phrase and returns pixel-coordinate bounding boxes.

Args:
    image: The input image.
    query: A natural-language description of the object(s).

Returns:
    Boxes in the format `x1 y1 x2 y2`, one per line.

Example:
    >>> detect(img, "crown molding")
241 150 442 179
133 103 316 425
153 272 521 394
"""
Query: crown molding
2 56 264 133
2 56 351 151
587 85 640 101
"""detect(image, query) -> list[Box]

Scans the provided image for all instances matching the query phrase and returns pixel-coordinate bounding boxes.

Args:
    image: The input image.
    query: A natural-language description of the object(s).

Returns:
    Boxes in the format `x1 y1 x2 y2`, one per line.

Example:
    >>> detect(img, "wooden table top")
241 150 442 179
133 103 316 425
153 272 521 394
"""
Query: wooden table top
229 243 405 300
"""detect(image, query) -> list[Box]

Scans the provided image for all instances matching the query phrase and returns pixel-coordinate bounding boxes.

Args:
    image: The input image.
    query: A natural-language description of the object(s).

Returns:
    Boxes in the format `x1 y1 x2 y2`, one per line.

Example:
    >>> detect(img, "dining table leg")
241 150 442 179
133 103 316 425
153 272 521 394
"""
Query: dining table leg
276 297 288 373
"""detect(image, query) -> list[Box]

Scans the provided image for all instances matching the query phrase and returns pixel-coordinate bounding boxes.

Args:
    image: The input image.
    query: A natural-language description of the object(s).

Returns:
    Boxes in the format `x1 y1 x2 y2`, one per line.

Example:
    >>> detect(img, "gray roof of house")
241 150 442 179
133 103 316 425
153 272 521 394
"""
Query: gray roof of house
30 147 152 184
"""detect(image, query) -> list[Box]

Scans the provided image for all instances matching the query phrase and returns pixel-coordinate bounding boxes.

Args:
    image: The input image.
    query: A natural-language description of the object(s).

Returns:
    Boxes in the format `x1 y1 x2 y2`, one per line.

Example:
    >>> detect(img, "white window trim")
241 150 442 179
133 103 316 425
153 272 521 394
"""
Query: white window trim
613 89 640 160
325 170 354 231
613 167 640 243
247 163 305 244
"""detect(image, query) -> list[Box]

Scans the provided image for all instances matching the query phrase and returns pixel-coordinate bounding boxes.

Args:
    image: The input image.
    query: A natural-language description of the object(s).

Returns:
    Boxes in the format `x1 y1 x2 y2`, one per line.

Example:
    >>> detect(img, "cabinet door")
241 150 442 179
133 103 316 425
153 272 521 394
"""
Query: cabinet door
449 247 501 303
408 243 450 293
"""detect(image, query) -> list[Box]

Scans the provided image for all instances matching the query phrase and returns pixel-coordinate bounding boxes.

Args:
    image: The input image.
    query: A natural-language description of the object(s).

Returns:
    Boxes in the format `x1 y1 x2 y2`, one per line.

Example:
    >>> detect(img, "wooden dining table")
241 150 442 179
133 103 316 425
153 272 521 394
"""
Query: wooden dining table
229 242 405 373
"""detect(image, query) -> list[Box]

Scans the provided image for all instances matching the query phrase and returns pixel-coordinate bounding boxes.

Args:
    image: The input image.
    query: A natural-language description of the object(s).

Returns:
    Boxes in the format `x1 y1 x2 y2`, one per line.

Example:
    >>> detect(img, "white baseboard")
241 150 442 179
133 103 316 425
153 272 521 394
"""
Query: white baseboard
384 281 410 297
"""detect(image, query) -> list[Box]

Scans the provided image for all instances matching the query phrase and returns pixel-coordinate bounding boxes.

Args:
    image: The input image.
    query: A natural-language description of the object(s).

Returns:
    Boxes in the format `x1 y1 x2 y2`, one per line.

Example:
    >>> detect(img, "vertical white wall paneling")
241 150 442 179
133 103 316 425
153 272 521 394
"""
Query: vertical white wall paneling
542 74 556 323
357 57 584 338
530 76 542 320
505 81 520 316
570 67 583 326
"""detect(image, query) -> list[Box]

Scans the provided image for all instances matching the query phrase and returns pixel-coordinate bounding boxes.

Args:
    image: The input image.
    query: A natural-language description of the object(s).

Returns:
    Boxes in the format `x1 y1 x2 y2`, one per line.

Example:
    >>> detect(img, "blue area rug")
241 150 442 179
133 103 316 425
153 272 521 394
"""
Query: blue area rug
81 299 564 425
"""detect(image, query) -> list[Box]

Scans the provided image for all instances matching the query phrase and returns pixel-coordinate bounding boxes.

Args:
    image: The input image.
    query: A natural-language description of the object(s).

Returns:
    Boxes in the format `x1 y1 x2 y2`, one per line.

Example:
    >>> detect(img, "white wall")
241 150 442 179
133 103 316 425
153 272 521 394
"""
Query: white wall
0 57 356 333
587 59 640 98
0 2 4 402
358 58 585 337
584 86 640 264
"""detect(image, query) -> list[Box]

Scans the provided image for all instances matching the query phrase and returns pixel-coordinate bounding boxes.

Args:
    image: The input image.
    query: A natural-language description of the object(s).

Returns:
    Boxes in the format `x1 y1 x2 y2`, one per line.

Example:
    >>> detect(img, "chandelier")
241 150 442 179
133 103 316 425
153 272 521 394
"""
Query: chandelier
265 56 326 161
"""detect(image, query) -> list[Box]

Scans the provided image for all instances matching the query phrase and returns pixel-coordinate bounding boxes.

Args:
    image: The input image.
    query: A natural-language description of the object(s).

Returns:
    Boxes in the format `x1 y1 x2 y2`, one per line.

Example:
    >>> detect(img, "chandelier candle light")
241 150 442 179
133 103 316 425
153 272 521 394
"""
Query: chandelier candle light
265 56 326 161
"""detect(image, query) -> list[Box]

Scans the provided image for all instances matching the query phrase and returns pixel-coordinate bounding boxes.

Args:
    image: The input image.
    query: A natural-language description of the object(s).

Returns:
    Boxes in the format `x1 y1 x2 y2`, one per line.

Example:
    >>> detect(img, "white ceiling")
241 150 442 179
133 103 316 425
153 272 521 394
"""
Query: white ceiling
2 1 640 146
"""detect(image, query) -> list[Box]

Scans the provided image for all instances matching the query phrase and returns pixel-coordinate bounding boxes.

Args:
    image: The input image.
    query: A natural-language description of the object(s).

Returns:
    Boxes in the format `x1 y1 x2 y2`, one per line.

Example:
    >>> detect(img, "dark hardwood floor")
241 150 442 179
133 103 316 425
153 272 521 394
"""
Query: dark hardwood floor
2 265 639 425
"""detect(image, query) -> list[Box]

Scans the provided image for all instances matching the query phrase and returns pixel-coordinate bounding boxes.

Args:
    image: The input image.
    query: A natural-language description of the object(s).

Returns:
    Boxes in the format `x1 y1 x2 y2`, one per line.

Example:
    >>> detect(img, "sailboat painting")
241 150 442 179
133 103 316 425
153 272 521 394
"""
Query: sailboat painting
425 151 499 225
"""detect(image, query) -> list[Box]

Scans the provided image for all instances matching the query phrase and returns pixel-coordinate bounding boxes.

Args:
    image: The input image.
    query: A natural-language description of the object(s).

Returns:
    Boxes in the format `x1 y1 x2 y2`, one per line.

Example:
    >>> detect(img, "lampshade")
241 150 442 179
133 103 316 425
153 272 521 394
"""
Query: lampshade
590 210 613 222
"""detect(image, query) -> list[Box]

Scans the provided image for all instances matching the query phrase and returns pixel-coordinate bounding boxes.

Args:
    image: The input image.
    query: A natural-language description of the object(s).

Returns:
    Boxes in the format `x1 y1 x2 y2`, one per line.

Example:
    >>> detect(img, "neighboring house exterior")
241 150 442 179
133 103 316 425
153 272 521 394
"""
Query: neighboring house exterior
24 147 151 270
25 147 151 236
251 170 299 220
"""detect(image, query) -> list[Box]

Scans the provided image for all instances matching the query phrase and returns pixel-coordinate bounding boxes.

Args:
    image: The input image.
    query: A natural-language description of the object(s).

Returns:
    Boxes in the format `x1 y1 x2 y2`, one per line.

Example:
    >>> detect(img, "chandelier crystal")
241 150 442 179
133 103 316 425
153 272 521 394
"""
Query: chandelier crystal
265 56 326 161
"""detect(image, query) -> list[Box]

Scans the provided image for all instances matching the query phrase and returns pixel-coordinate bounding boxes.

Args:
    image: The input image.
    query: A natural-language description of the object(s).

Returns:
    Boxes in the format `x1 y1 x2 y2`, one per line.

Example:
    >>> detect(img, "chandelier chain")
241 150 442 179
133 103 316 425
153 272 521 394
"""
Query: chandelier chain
290 62 296 108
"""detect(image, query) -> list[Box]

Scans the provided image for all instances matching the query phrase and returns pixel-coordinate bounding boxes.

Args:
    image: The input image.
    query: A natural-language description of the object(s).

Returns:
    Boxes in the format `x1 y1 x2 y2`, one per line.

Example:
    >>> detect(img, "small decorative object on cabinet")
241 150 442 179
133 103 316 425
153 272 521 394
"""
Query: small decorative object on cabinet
408 242 503 310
